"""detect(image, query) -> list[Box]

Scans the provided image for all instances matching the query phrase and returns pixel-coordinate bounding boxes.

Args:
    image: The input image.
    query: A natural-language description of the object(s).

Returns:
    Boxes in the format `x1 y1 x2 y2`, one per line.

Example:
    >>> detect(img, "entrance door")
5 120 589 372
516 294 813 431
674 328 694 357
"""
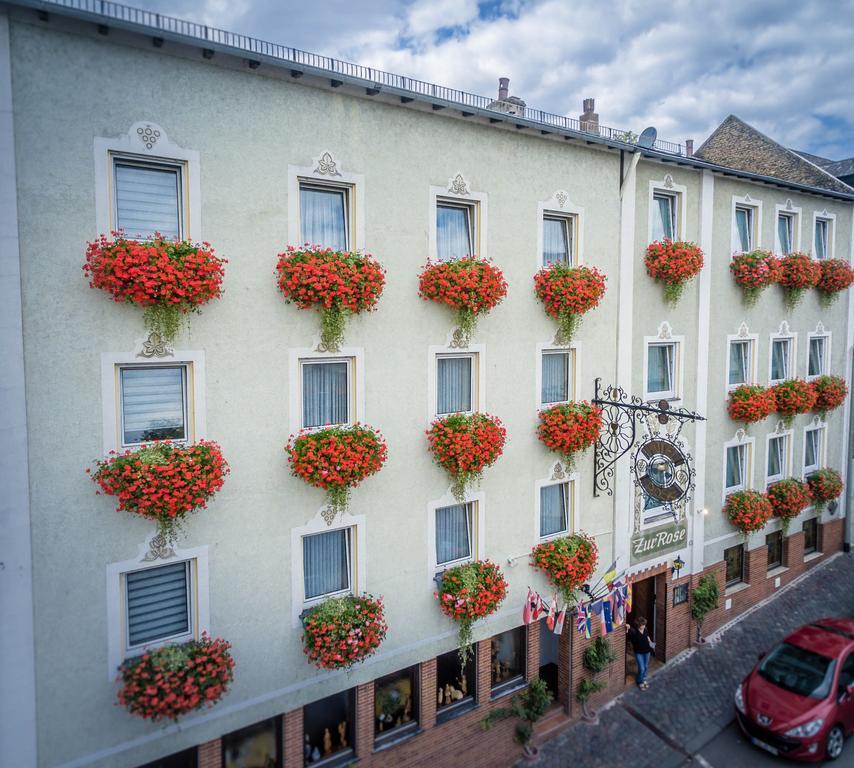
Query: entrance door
539 619 560 699
627 576 656 640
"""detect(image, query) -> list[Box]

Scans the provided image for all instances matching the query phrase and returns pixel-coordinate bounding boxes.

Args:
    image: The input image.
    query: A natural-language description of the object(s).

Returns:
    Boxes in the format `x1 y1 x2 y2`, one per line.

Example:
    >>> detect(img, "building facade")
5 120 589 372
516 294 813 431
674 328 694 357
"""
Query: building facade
1 2 853 767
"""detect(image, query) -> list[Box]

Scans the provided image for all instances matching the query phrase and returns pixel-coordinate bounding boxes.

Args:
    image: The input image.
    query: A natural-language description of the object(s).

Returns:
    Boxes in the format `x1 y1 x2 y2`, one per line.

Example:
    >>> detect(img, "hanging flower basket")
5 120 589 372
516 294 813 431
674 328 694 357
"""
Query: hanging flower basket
812 375 848 416
276 246 385 351
644 240 704 304
536 402 603 470
436 560 507 666
88 441 229 541
83 234 226 341
816 258 854 306
725 490 773 537
729 249 777 306
530 533 598 605
117 634 234 721
766 479 812 533
727 385 776 424
426 413 506 502
773 379 817 427
806 468 843 512
302 594 387 670
533 264 607 343
286 424 388 514
777 252 821 309
418 257 507 344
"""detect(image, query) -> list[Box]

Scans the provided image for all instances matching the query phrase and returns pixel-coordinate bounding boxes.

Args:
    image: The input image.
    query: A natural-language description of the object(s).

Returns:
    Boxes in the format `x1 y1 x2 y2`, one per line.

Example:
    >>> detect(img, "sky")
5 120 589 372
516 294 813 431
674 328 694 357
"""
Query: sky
132 0 854 159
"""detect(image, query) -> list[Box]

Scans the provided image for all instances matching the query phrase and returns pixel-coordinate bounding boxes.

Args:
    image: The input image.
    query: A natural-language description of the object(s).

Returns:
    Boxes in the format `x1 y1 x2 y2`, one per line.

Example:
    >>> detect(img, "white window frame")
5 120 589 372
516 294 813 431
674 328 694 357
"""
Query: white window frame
287 151 365 250
768 325 796 385
802 418 827 478
774 200 802 256
534 465 578 542
433 502 475 569
290 510 366 627
536 342 579 410
288 345 364 436
722 429 755 504
765 427 793 487
428 342 485 423
812 209 836 261
101 339 205 455
106 537 208 679
725 325 758 391
427 489 485 580
429 173 488 261
536 190 584 268
648 176 687 244
806 326 831 381
730 193 762 254
643 324 684 402
95 122 200 240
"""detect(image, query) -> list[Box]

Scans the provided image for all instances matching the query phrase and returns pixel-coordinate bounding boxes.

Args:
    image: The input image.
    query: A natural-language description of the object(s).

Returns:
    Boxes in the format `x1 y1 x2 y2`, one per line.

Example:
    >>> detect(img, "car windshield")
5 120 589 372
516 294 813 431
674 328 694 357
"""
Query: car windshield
758 642 837 700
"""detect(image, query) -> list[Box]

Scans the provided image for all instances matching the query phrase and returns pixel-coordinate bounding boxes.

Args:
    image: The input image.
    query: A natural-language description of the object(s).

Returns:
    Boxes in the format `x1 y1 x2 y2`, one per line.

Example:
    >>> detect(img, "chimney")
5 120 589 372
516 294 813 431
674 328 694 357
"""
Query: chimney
498 77 509 101
579 97 599 134
685 139 694 157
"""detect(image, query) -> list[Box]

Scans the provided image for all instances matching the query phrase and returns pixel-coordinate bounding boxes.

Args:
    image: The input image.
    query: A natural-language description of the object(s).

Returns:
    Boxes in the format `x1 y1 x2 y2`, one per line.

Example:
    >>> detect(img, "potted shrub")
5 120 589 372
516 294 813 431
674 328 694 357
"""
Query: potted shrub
533 263 607 343
729 249 777 305
481 678 553 760
766 478 812 533
536 402 603 471
426 413 506 501
644 239 704 304
83 234 227 341
286 424 387 514
575 678 606 723
302 594 387 670
812 375 848 416
691 574 719 643
727 385 776 425
530 533 598 605
276 246 385 351
88 441 229 541
777 251 821 309
773 379 817 427
806 468 844 513
583 636 617 674
725 490 773 538
816 258 854 306
418 256 507 343
117 634 234 721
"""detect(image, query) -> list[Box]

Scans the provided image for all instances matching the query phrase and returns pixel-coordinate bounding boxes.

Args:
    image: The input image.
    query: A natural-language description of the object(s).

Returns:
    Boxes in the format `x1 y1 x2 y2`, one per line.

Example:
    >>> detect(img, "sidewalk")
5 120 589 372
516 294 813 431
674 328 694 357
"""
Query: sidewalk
531 552 854 768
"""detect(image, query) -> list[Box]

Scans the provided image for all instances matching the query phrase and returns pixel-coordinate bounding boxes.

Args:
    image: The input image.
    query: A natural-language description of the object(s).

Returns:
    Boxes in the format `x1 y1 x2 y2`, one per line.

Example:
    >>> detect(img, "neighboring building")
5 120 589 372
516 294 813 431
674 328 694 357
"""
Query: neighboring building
1 2 852 768
795 150 854 190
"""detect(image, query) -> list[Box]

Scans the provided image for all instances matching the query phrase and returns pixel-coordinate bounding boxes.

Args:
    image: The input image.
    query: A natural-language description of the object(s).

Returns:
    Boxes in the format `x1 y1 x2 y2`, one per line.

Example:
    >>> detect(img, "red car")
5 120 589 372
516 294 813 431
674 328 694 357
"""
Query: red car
735 618 854 761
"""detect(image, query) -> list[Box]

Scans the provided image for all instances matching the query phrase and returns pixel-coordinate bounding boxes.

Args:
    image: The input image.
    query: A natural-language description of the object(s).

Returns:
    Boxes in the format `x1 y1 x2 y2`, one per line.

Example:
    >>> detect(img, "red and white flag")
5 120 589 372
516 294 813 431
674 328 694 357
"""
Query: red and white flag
553 605 566 635
523 588 533 625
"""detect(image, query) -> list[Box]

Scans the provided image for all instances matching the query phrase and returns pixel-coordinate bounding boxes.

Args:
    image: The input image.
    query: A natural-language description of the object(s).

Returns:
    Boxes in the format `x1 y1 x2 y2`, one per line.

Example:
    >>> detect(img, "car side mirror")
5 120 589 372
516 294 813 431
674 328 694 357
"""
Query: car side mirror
838 687 849 704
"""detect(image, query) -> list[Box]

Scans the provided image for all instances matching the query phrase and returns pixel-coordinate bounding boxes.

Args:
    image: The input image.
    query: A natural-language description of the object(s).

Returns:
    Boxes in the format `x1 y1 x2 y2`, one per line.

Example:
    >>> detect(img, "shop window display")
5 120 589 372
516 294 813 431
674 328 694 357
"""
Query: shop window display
374 666 418 745
303 690 354 765
436 648 475 721
490 627 526 694
223 718 279 768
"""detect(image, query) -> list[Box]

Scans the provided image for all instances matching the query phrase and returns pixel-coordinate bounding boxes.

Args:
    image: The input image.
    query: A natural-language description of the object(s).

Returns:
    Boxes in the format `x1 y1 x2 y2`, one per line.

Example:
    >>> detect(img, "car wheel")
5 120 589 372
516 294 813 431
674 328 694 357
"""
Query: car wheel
826 725 845 760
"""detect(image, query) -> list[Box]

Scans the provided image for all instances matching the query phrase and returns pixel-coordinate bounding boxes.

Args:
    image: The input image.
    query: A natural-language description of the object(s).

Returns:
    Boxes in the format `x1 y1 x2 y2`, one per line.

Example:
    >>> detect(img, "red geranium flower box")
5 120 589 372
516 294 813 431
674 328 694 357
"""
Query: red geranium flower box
725 490 773 536
644 240 704 303
773 379 817 426
806 468 843 511
727 385 776 424
811 375 848 415
729 249 777 305
530 533 598 604
777 251 821 308
302 594 388 670
533 264 607 342
766 479 812 532
537 402 603 470
816 259 854 305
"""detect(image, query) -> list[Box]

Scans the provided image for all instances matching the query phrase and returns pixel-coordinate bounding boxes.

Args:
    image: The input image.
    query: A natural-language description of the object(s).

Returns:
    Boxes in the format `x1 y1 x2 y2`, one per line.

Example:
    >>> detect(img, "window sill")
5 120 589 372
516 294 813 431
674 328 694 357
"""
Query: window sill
436 698 477 725
724 581 750 596
803 551 823 563
309 747 357 768
490 678 527 701
766 566 788 579
373 723 421 752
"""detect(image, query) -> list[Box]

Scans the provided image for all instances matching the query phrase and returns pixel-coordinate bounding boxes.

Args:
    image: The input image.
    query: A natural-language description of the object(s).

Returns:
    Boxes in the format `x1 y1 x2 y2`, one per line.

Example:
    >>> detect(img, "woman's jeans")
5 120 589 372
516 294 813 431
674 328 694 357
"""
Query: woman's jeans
636 652 651 686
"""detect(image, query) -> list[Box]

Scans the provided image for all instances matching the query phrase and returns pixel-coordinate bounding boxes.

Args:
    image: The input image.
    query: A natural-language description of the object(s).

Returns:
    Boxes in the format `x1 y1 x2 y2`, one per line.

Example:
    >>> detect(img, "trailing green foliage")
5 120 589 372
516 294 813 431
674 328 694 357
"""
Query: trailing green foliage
582 636 617 674
481 678 552 748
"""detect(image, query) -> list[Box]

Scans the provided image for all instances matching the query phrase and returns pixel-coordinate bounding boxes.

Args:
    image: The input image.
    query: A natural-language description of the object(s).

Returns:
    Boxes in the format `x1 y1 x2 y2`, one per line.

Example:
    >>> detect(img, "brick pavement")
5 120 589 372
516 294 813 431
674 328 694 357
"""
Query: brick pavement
531 553 854 768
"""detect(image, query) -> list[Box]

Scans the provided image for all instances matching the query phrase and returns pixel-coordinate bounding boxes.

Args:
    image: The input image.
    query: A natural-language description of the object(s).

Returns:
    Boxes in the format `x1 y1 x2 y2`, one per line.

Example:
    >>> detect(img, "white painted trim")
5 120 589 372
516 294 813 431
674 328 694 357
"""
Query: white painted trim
106 537 209 679
722 429 756 505
427 341 486 424
536 190 584 268
773 200 802 256
0 11 37 766
428 174 488 261
642 324 685 402
101 339 206 455
535 341 579 411
426 489 486 582
730 193 763 253
704 531 741 546
648 175 687 243
725 324 759 391
533 464 578 543
287 152 366 249
805 326 831 380
801 417 827 478
764 424 794 487
811 208 836 260
287 344 366 436
768 323 796 384
94 122 201 240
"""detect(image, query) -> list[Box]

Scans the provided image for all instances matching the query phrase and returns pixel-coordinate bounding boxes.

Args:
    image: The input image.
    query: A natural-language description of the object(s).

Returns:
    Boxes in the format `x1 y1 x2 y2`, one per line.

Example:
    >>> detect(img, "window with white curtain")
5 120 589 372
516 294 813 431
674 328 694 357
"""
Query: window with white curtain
301 358 351 428
646 342 677 399
734 205 753 252
770 338 791 383
725 444 747 493
652 192 677 241
299 182 349 250
125 560 192 649
539 482 570 538
808 337 827 378
814 218 830 260
766 435 789 484
542 215 574 266
436 201 475 260
642 493 670 526
435 503 474 567
728 340 752 388
303 528 352 601
541 350 572 405
804 427 824 474
119 365 188 446
437 354 475 415
777 213 795 255
113 158 183 241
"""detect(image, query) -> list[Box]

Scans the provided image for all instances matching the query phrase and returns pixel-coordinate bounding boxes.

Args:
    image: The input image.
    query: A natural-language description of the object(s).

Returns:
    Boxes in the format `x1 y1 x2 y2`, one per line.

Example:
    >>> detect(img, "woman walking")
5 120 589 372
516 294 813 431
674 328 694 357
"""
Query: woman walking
627 617 655 690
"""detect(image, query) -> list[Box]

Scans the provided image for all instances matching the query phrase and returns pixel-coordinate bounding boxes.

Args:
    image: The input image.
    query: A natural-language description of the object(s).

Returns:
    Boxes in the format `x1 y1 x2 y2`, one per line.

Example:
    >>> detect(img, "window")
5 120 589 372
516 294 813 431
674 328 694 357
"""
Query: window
770 338 791 383
299 181 349 250
766 434 789 485
541 350 573 405
437 354 475 415
652 192 677 241
734 205 754 252
137 749 198 768
542 215 574 266
119 365 188 446
539 482 570 538
436 200 476 260
374 667 418 745
804 427 824 475
728 340 753 388
303 528 352 602
725 444 747 494
672 583 689 606
642 493 671 527
436 648 476 721
646 342 677 399
724 544 744 586
223 718 280 768
808 336 828 379
777 212 795 255
814 218 830 260
304 690 355 765
113 158 183 241
803 518 818 555
839 653 854 690
125 561 192 650
435 503 474 568
300 358 352 428
766 531 783 571
491 627 526 695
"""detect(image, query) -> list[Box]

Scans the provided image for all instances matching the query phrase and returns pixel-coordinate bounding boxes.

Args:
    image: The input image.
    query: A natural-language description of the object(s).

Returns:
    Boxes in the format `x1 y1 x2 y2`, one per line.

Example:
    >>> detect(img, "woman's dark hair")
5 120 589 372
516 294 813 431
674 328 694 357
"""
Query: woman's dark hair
636 617 647 628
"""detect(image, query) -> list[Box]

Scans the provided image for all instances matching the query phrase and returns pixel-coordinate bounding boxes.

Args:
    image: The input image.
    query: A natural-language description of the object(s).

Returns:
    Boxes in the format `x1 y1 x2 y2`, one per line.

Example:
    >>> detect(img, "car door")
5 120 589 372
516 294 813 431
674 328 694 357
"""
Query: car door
837 651 854 733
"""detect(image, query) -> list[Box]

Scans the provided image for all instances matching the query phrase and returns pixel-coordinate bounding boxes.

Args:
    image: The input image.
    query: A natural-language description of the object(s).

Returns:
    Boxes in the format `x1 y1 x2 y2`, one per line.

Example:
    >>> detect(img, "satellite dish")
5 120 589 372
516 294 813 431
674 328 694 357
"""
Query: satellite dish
638 126 658 148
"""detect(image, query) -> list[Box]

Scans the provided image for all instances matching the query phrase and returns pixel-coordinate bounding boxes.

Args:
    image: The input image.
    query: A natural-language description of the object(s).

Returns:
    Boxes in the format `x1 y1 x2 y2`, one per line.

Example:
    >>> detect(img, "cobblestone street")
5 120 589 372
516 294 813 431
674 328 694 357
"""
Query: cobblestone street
532 552 854 768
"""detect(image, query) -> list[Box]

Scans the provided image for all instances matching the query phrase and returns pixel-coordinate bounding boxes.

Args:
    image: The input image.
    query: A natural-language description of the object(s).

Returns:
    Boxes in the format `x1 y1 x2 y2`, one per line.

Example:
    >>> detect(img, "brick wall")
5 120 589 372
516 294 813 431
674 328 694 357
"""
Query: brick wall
568 622 627 718
196 739 220 768
282 710 302 767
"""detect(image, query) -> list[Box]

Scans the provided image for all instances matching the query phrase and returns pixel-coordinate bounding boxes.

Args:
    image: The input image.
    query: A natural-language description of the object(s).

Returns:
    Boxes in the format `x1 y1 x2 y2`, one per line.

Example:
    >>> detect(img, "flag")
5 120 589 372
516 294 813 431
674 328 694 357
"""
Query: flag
554 605 566 635
626 580 633 613
576 607 587 636
523 588 533 625
532 592 543 622
583 605 592 639
602 599 613 635
602 560 618 590
546 594 558 631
